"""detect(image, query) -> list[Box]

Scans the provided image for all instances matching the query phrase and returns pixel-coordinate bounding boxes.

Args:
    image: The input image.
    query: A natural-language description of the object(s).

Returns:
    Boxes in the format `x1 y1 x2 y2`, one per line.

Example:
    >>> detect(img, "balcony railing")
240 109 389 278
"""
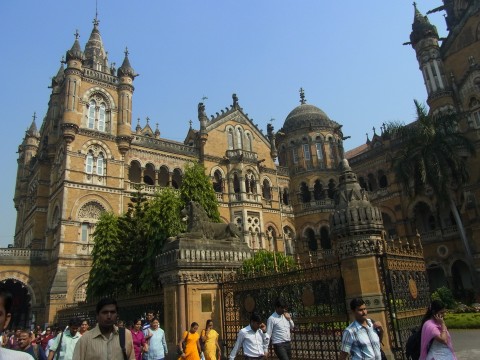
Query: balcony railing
0 248 49 264
225 149 258 162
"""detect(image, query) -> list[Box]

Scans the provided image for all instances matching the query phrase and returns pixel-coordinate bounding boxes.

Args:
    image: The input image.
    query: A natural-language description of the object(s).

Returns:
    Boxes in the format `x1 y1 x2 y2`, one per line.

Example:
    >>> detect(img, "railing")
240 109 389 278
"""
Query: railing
225 149 258 162
442 225 458 238
368 188 389 200
0 248 50 262
83 68 118 84
300 199 335 210
215 193 223 202
418 229 441 243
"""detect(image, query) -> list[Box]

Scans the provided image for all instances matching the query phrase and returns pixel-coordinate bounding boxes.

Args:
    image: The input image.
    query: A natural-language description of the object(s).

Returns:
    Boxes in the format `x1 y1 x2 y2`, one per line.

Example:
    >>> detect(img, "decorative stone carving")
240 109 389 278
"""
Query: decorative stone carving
78 201 105 220
179 201 240 240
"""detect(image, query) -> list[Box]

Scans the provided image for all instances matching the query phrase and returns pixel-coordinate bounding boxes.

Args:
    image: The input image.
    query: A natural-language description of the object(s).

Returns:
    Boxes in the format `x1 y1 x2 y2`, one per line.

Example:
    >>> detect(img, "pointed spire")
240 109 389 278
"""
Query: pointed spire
135 118 141 134
51 57 65 87
299 87 306 104
410 2 438 46
84 12 108 72
155 123 160 138
66 30 85 62
26 113 39 137
118 47 138 78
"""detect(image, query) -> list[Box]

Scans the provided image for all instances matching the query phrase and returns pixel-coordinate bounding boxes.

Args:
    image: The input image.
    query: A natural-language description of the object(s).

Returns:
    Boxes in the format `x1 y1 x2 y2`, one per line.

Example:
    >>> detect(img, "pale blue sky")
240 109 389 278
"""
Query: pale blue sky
0 1 447 247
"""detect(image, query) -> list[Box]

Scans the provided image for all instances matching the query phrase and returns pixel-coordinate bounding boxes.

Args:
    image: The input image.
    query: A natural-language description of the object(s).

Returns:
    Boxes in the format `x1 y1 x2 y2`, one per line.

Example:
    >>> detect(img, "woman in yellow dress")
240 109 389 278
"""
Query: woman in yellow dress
178 322 201 360
200 320 221 360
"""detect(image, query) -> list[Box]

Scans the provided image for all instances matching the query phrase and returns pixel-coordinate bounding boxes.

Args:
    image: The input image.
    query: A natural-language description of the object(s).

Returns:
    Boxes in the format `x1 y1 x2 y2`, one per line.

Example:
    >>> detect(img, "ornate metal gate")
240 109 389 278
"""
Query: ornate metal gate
377 237 430 360
221 260 349 360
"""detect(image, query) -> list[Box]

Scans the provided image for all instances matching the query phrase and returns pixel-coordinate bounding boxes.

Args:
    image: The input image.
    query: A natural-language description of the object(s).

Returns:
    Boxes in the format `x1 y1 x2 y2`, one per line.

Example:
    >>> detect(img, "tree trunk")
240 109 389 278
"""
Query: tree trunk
449 198 473 261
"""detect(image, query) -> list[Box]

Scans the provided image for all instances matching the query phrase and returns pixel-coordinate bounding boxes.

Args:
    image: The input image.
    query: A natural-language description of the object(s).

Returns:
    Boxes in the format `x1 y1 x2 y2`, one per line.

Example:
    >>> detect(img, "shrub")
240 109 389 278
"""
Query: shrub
431 286 456 309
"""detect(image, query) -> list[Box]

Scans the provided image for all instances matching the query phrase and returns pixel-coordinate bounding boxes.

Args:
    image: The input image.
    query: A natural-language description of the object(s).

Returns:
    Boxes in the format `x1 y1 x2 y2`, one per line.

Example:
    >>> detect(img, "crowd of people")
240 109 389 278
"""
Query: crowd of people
1 288 457 360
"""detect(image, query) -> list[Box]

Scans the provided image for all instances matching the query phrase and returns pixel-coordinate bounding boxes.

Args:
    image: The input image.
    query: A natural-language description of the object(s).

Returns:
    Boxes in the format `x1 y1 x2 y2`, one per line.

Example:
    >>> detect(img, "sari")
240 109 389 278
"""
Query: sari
420 319 456 360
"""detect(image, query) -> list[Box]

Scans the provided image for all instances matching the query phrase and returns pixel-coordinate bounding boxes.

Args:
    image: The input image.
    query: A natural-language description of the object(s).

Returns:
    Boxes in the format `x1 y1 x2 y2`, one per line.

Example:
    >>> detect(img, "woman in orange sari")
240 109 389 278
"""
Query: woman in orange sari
177 322 201 360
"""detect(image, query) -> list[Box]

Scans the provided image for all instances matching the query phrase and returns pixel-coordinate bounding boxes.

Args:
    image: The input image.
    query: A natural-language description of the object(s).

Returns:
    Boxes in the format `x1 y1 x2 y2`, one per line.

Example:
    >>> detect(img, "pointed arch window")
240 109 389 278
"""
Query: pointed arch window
236 128 243 149
213 170 223 193
86 152 94 174
314 180 324 200
227 129 234 150
88 100 96 129
262 179 271 200
292 148 299 164
245 133 253 151
96 153 105 176
98 103 106 131
303 143 311 161
300 182 311 203
81 222 90 242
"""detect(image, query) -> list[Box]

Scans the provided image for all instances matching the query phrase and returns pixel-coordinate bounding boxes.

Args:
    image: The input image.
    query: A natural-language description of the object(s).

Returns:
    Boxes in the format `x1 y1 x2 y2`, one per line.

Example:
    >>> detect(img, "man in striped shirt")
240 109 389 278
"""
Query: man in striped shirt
339 298 384 360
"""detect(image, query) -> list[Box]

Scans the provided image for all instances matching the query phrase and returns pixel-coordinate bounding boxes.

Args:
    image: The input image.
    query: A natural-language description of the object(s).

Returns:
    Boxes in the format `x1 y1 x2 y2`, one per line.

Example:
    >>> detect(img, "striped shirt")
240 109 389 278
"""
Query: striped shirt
72 325 135 360
341 319 382 360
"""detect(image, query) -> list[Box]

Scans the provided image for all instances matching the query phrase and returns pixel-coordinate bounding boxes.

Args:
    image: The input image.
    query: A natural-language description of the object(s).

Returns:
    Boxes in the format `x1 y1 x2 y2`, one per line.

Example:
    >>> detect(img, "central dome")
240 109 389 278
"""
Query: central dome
283 103 338 132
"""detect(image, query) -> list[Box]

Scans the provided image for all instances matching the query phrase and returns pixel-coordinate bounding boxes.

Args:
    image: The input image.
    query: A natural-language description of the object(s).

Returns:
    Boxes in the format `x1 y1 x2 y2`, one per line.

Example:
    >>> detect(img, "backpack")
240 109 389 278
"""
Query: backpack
119 327 128 360
405 327 421 360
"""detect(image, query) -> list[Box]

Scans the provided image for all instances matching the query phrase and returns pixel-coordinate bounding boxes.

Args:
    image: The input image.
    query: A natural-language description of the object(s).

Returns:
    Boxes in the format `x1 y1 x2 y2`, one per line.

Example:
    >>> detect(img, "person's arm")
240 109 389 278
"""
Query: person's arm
215 333 221 357
162 331 168 355
229 329 245 360
372 320 384 343
432 314 449 345
266 316 273 341
47 336 59 360
71 337 84 360
201 329 207 342
197 335 201 354
259 323 270 354
339 329 353 360
177 331 187 358
284 312 294 330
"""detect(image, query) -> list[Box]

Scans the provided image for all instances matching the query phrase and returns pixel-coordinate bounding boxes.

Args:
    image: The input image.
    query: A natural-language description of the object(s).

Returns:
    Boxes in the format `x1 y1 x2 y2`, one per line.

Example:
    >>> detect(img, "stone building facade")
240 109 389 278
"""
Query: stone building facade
3 1 479 326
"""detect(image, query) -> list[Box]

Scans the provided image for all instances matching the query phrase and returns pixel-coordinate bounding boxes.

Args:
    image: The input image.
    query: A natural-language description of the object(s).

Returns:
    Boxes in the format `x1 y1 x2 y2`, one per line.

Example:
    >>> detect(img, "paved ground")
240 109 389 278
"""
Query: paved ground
450 329 480 360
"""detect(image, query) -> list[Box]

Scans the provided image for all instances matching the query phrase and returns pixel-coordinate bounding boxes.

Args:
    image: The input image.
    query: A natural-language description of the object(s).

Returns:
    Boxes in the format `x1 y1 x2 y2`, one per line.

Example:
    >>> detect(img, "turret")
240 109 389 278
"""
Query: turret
116 48 137 155
84 17 110 73
61 30 84 145
409 3 451 107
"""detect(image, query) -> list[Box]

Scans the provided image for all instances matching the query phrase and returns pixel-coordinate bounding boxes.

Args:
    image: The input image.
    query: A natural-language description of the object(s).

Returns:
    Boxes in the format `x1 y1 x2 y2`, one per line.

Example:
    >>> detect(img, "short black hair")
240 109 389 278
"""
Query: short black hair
69 317 83 327
0 291 13 314
275 298 288 308
190 322 199 328
350 298 366 311
250 313 262 323
96 297 118 314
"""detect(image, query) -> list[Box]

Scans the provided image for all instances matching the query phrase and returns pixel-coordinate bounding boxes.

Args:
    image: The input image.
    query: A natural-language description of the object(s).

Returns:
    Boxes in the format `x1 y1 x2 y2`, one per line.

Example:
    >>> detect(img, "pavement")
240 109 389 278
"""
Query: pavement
450 329 480 360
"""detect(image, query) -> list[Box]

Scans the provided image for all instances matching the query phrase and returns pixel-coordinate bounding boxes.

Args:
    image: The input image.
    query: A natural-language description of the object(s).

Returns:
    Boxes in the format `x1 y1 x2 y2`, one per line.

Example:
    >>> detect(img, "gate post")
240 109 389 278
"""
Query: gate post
331 159 393 358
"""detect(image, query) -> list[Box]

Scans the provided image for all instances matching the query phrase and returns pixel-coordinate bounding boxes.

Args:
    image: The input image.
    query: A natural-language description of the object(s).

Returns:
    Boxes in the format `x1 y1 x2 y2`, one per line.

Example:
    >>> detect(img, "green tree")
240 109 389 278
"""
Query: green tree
431 286 456 309
388 100 475 261
139 187 185 289
87 212 123 299
180 162 220 222
239 250 297 276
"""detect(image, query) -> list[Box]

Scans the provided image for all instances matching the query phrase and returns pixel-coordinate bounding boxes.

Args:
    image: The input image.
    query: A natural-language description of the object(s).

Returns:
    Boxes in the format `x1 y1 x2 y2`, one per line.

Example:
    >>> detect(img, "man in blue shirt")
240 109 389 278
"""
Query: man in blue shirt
266 298 294 360
340 298 384 360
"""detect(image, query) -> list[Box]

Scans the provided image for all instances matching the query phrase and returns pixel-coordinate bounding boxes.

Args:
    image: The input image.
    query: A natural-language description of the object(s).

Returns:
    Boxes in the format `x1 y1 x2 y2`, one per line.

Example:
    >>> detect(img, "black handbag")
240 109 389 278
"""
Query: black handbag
177 331 189 356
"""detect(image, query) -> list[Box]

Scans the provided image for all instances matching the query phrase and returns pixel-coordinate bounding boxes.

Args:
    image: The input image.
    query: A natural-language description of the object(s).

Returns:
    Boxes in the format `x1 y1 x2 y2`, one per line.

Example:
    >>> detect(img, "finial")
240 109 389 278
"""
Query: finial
124 47 129 57
137 118 140 125
232 93 239 108
299 87 306 104
413 2 417 9
32 112 37 122
201 95 208 102
61 56 65 64
156 122 159 129
269 118 275 123
94 0 99 26
74 29 80 40
189 120 193 128
146 116 150 124
372 126 376 135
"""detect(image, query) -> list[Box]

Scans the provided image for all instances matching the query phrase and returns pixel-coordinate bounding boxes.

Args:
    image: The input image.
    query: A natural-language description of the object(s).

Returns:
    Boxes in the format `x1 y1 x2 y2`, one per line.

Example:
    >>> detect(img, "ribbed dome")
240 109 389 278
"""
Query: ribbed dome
283 104 338 132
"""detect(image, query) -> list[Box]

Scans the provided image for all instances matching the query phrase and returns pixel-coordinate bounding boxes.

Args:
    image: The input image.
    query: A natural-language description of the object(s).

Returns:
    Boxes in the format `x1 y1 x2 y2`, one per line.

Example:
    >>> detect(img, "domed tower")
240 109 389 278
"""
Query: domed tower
61 30 85 145
409 3 453 111
277 89 344 256
116 47 137 155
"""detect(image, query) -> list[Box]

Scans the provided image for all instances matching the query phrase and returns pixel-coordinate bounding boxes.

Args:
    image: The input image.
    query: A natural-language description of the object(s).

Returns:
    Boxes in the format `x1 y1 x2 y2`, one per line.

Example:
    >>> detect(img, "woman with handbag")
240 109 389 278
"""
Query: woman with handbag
200 320 221 360
177 322 201 360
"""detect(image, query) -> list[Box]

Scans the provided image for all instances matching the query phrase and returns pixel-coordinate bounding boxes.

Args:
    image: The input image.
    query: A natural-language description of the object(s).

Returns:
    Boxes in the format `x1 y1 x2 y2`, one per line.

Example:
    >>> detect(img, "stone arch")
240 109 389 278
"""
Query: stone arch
158 165 170 187
406 197 435 220
172 168 183 189
69 272 90 303
144 162 156 185
70 194 113 221
82 87 116 109
81 139 112 159
49 202 61 228
261 176 272 200
129 160 142 183
0 270 41 306
304 227 317 252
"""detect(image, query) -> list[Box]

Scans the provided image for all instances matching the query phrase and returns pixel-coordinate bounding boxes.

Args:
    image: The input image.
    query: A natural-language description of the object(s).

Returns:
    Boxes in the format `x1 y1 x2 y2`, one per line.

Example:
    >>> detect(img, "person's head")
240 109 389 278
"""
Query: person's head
96 298 118 329
133 318 142 331
0 291 13 332
274 298 288 315
205 319 213 329
17 330 31 350
44 326 52 336
68 317 82 336
146 310 155 322
422 300 446 325
189 322 199 333
117 320 125 328
249 313 262 331
80 320 89 333
350 298 368 323
151 318 160 329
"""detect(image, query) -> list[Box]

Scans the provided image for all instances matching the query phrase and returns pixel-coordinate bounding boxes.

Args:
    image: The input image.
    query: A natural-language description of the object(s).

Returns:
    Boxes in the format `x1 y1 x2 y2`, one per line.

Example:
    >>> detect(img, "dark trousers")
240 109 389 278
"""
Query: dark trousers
273 341 292 360
243 356 265 360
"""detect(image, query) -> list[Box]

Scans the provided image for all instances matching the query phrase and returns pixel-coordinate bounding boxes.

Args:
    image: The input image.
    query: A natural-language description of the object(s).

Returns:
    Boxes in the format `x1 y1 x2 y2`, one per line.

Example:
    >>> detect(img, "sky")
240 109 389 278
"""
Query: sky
0 1 448 247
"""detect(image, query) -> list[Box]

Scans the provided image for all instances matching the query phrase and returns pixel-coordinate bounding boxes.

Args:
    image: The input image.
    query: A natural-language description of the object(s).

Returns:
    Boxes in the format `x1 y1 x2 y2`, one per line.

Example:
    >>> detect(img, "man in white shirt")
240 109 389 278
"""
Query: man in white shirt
0 290 34 360
229 313 269 360
266 298 294 360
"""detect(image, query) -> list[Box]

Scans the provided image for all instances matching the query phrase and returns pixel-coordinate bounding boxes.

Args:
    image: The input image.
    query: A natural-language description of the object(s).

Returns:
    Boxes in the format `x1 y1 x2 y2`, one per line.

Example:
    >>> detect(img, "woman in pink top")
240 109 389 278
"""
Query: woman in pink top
420 300 456 360
131 318 148 360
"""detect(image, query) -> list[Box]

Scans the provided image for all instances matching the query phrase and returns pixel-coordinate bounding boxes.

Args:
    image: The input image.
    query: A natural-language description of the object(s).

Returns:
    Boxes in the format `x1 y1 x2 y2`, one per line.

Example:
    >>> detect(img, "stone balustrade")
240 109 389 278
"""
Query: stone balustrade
0 248 49 264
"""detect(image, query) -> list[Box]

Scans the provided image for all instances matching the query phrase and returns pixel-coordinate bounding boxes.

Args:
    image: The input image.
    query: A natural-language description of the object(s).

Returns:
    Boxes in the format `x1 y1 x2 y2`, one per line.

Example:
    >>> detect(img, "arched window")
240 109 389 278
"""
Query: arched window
233 173 241 194
227 129 234 150
300 182 311 203
303 143 311 161
236 128 243 149
213 170 223 193
292 147 299 164
158 166 169 187
88 100 96 129
96 153 105 176
358 176 368 190
143 164 155 185
315 139 324 165
81 222 90 242
245 171 256 194
320 227 331 249
282 188 290 205
245 133 253 151
86 152 94 174
262 179 271 200
172 168 183 188
305 228 317 251
328 179 336 199
378 170 388 188
98 103 106 132
129 161 142 183
313 180 324 200
367 173 377 191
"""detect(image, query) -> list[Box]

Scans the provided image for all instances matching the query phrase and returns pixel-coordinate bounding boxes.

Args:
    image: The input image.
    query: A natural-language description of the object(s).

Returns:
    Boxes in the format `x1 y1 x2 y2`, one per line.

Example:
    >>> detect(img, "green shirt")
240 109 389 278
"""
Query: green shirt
49 330 82 360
